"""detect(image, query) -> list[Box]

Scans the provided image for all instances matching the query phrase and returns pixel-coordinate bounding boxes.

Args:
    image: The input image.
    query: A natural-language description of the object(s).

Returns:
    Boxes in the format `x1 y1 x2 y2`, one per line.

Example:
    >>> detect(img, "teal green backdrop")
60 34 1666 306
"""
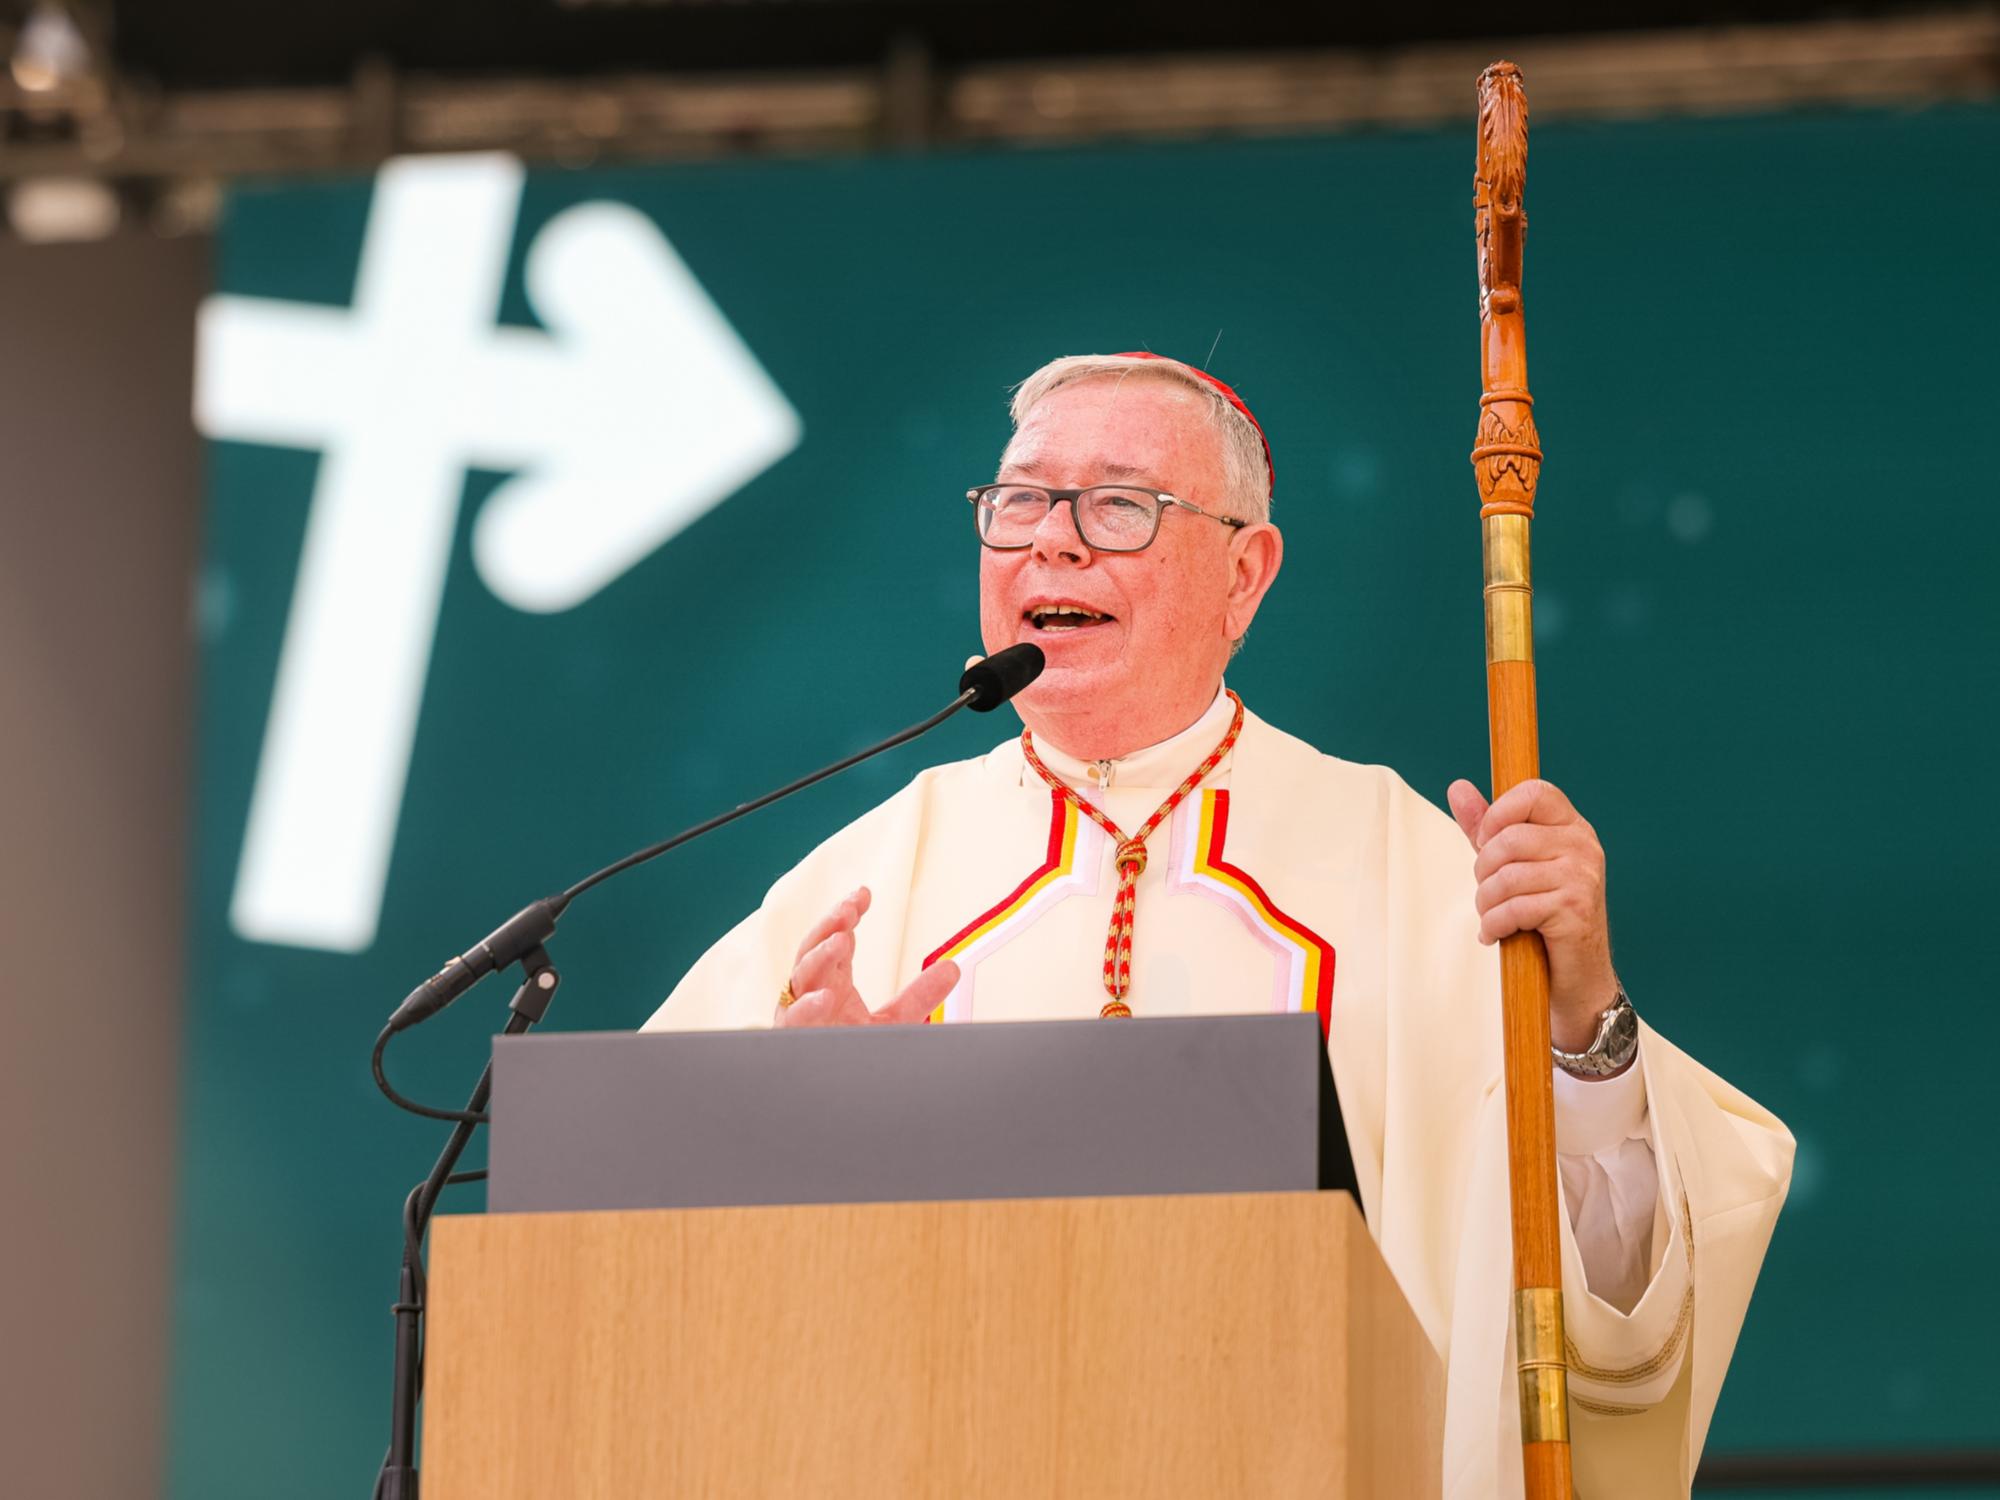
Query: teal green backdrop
175 107 1999 1497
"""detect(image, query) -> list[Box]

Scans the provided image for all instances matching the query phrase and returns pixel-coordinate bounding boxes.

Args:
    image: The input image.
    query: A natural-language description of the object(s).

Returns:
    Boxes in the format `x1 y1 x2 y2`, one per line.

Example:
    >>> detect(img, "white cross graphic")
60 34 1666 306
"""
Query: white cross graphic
197 153 801 953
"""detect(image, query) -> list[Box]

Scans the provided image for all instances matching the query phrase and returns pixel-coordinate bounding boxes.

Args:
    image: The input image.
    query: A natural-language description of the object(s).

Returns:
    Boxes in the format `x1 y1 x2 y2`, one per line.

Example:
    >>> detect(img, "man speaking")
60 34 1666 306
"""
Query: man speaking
644 351 1792 1498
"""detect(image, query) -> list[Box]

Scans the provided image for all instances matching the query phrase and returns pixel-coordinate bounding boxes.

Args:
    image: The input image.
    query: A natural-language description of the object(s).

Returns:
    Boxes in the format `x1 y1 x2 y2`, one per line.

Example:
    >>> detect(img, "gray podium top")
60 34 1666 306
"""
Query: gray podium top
487 1012 1355 1214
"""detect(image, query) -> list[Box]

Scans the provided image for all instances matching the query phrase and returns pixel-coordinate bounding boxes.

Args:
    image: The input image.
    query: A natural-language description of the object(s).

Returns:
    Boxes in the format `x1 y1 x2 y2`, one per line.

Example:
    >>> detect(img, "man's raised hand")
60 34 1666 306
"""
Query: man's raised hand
774 886 961 1027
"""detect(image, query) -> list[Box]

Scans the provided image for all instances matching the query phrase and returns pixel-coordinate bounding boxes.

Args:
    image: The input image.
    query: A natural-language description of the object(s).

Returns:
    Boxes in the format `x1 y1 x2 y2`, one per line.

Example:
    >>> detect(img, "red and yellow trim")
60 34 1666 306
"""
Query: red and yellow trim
921 792 1081 1021
1191 790 1336 1034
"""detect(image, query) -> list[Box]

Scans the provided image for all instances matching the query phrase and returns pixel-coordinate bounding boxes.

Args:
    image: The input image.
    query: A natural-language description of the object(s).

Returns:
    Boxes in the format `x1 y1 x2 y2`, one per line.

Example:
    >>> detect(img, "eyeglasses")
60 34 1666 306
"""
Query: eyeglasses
968 484 1247 553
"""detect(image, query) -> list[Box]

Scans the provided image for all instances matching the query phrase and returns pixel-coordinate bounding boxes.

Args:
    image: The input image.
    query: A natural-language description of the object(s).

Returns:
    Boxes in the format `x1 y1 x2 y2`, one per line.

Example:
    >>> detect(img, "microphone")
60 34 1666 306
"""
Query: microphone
382 644 1045 1036
960 642 1045 711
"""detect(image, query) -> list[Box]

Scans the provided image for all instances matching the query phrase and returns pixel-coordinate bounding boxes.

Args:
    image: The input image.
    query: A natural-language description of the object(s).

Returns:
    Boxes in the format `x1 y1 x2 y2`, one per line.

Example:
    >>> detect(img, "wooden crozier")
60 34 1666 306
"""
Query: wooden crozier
1472 60 1576 1500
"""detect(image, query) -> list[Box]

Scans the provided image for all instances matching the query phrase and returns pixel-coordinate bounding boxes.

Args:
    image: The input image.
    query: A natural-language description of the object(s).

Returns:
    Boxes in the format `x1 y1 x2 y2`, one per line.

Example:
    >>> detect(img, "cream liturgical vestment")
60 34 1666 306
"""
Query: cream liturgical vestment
644 690 1793 1499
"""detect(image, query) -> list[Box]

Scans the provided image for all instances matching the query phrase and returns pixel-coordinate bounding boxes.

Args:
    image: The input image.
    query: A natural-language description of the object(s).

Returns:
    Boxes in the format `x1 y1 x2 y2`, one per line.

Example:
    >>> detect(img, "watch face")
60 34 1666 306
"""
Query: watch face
1604 1000 1639 1064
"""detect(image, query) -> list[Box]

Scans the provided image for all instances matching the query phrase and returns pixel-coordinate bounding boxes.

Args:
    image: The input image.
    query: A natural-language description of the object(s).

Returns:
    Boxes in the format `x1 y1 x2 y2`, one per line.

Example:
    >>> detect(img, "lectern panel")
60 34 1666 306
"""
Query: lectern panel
488 1013 1355 1212
424 1192 1442 1499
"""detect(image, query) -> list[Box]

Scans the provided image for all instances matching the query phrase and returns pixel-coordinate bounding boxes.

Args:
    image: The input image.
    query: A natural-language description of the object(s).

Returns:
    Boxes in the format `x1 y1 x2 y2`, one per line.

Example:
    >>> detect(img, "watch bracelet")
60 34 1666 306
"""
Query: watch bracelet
1551 986 1637 1079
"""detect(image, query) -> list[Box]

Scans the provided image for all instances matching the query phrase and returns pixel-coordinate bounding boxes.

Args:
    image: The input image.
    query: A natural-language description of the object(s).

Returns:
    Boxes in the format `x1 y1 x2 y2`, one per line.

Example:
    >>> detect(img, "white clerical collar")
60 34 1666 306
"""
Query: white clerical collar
1030 683 1235 791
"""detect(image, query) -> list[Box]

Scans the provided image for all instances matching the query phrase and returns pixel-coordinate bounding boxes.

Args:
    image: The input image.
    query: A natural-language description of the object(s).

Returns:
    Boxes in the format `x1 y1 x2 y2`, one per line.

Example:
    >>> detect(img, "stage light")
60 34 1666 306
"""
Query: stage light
9 2 90 94
7 176 119 241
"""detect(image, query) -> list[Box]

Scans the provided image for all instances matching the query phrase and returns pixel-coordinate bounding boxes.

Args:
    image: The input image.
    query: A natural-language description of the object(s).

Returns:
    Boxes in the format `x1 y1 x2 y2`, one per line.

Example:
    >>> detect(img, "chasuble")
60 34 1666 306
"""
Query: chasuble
644 691 1793 1498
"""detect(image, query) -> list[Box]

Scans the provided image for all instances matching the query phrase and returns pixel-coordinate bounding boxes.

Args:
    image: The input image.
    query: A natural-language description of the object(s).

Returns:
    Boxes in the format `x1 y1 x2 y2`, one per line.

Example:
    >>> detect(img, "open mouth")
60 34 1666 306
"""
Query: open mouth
1025 603 1116 632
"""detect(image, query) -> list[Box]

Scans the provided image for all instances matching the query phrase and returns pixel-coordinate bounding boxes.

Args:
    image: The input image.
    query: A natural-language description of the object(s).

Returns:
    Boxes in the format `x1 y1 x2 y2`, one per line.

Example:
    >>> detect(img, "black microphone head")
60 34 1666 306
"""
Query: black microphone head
960 643 1046 712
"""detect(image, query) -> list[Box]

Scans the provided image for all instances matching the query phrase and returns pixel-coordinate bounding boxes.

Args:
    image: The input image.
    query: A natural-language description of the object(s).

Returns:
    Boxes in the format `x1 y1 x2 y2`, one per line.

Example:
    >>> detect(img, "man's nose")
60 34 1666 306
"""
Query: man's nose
1030 497 1091 566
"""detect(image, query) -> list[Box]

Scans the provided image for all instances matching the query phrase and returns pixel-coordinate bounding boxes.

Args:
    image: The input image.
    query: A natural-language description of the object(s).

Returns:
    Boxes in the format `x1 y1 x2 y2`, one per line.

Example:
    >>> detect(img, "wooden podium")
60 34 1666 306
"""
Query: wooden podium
422 1189 1443 1498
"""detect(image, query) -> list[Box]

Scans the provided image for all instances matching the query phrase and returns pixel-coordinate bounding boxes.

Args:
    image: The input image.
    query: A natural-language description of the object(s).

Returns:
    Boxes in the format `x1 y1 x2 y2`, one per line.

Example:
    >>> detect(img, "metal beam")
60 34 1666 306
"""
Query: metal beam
0 11 1993 221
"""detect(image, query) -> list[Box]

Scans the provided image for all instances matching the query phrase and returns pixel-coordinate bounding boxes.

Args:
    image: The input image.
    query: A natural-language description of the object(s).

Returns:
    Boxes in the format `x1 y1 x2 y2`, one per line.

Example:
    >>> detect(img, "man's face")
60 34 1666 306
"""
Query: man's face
979 374 1256 744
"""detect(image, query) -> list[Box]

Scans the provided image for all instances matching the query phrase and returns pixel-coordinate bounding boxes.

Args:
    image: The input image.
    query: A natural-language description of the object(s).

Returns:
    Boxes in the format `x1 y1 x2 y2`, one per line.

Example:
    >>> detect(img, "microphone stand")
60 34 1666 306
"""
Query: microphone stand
378 952 556 1500
369 644 1044 1499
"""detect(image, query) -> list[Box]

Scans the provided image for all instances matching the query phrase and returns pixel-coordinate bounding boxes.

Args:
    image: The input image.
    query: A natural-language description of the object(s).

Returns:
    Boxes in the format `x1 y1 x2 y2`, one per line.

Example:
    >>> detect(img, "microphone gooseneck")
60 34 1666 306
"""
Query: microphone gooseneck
381 641 1047 1043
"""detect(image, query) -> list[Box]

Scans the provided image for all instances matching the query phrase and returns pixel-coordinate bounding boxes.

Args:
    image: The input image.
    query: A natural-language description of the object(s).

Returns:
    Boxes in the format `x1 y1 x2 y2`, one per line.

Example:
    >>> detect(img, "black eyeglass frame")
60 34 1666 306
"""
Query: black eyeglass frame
966 484 1248 553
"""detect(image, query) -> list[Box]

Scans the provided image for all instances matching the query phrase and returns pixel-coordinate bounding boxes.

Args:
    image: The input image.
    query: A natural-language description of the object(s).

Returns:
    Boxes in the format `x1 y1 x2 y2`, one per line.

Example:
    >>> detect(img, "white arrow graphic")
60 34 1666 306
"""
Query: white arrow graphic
470 201 804 611
197 154 800 953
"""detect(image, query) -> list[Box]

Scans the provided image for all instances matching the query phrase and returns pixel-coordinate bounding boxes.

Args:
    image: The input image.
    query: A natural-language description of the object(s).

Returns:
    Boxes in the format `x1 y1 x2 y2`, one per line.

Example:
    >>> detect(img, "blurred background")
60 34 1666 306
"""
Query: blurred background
1 2 1995 1497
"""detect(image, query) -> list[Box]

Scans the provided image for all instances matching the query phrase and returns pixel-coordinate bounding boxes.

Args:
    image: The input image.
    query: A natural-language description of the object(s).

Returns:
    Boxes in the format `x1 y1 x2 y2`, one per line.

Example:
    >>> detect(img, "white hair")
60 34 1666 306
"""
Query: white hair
1006 353 1272 523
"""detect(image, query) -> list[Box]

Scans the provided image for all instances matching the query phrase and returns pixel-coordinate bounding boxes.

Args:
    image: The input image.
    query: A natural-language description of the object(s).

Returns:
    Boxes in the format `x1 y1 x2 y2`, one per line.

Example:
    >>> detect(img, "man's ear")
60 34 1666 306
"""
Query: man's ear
1224 522 1284 641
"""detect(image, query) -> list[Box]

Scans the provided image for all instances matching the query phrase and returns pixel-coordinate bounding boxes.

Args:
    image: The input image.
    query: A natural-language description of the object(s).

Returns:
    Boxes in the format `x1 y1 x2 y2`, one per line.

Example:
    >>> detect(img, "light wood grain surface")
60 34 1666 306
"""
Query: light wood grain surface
425 1191 1440 1498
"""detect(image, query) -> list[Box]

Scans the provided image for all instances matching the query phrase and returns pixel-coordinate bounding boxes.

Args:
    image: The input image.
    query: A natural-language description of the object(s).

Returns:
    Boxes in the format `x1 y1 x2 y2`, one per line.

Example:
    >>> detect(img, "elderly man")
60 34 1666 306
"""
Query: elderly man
644 352 1792 1499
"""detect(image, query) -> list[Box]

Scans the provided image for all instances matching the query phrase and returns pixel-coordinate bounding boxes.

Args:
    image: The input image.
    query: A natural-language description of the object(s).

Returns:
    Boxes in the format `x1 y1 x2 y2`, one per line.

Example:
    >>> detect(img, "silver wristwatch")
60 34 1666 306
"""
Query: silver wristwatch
1551 985 1639 1079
